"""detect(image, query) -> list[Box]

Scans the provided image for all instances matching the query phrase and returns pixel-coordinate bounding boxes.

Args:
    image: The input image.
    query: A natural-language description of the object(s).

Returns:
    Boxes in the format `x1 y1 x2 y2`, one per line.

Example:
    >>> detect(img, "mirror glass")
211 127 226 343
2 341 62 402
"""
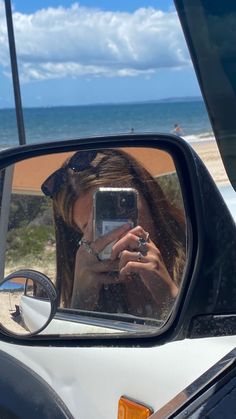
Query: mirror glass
1 145 187 337
0 271 56 336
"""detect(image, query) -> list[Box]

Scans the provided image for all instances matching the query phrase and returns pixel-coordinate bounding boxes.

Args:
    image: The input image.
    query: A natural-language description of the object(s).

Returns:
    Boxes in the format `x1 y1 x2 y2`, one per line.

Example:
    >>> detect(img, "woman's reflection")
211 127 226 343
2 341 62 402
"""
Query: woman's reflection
41 149 186 320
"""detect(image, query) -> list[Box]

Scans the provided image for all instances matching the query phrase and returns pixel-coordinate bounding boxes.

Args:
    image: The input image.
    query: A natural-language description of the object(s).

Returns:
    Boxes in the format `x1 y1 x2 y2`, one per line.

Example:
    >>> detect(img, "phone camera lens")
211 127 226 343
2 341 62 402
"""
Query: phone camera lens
119 194 134 208
119 195 128 208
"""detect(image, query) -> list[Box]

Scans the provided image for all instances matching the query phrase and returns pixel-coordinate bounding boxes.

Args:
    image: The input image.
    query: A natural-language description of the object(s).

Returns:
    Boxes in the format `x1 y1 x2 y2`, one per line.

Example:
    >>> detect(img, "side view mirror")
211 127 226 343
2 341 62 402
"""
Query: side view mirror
0 133 234 345
0 140 187 338
0 269 57 336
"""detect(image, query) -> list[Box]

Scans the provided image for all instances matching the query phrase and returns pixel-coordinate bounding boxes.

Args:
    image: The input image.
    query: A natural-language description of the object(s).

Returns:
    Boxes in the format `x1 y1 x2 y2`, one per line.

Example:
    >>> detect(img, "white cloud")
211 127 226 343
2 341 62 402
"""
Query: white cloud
0 2 190 82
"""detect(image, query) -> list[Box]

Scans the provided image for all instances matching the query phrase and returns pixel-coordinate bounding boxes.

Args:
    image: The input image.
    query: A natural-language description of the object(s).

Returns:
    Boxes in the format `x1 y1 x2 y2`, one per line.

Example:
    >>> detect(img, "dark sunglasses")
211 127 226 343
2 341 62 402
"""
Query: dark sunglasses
41 150 98 198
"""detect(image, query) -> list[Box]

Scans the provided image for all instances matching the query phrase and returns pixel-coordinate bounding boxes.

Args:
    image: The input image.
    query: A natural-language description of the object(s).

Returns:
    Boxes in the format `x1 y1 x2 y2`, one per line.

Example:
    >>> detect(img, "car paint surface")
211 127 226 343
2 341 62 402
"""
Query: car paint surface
0 336 235 418
218 184 236 222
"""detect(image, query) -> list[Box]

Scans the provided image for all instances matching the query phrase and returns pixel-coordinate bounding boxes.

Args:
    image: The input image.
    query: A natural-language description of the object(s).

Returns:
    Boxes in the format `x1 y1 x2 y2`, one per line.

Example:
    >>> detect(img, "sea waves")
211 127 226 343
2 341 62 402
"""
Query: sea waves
184 131 215 144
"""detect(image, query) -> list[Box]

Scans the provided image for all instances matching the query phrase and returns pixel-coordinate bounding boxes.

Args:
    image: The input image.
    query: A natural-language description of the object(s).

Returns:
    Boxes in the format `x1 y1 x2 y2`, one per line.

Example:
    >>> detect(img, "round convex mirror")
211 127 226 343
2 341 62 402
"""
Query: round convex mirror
0 269 57 336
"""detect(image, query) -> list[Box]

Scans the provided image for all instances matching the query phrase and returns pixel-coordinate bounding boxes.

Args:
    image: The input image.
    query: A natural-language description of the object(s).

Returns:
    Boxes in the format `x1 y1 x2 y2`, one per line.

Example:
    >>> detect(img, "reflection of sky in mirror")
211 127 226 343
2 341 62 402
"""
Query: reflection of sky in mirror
0 281 24 291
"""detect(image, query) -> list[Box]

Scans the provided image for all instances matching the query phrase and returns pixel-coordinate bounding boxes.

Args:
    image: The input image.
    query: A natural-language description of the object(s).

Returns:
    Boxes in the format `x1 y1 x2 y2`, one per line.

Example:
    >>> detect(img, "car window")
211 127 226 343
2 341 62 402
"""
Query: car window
0 0 233 334
0 1 229 188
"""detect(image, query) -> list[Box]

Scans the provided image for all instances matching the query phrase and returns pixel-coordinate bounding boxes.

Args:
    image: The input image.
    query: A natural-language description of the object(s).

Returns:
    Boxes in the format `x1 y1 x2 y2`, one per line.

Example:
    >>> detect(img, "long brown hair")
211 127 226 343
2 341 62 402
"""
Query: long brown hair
50 148 186 307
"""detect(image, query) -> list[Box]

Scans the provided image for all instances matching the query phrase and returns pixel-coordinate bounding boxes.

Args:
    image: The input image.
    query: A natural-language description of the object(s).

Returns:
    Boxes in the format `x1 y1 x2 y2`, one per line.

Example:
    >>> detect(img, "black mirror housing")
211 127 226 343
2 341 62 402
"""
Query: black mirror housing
0 133 234 346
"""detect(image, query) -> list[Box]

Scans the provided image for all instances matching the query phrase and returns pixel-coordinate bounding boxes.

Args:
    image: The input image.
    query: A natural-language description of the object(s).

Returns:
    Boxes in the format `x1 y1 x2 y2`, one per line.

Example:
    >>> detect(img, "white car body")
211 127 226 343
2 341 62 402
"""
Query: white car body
20 295 51 333
0 335 235 418
218 184 236 221
0 184 234 418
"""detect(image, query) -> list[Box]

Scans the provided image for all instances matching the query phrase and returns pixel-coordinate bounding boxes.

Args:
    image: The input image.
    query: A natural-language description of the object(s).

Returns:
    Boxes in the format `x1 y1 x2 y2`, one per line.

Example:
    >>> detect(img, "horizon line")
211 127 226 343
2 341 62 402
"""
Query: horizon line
0 95 203 110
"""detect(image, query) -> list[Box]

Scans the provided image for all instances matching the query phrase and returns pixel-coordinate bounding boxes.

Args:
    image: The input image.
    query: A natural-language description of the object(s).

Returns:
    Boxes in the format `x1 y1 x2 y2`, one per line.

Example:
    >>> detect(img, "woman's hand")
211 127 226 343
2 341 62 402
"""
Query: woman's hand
71 222 131 309
71 220 178 313
111 225 179 303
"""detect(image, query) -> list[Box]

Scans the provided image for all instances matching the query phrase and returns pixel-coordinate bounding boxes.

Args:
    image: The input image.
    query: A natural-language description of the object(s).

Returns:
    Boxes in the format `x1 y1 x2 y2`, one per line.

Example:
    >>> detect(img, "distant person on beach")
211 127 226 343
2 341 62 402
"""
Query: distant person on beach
172 123 184 136
41 149 186 319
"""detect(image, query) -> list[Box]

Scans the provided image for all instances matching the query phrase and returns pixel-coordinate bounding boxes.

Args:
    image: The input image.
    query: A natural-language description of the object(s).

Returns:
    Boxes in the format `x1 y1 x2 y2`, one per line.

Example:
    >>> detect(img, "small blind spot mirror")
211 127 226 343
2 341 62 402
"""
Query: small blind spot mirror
0 270 57 336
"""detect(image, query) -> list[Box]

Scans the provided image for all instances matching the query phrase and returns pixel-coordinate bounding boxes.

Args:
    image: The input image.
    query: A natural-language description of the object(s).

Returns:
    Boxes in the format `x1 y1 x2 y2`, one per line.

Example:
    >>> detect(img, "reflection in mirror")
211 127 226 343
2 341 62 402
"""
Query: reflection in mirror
0 270 57 336
2 145 187 336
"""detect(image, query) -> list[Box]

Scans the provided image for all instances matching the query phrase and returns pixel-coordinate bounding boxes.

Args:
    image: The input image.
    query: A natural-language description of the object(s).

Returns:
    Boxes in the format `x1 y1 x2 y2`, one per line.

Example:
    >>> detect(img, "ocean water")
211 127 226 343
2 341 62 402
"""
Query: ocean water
0 100 213 148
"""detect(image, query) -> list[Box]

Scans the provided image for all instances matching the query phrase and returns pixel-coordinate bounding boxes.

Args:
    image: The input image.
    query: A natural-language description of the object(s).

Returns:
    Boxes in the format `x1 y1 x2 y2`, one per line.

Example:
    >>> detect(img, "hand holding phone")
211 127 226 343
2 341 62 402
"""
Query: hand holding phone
93 187 138 260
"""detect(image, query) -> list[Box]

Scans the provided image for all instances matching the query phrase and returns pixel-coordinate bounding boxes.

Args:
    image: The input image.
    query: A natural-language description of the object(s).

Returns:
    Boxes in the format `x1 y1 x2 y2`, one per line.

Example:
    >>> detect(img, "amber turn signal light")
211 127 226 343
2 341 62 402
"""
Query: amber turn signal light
118 396 153 418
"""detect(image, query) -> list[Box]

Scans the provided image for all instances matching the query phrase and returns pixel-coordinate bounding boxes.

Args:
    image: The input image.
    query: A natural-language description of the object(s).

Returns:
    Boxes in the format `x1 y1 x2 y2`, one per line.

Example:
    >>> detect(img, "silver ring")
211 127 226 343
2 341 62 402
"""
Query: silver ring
137 237 147 255
137 251 142 262
137 237 146 247
79 238 101 260
145 231 150 242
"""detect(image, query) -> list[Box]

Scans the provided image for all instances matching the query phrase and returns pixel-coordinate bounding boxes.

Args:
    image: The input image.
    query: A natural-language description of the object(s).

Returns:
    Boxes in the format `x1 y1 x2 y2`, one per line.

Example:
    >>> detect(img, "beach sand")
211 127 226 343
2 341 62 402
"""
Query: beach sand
0 292 28 334
191 140 228 185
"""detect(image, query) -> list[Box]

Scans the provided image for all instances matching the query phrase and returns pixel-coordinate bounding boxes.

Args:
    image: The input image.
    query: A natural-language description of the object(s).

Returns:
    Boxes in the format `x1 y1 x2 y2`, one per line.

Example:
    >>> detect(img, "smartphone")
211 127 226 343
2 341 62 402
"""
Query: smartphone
93 187 138 260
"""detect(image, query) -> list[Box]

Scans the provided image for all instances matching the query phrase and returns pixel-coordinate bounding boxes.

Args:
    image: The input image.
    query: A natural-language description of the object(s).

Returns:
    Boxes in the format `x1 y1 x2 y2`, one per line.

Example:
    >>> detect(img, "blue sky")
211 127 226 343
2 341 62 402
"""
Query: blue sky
10 0 175 14
0 0 201 108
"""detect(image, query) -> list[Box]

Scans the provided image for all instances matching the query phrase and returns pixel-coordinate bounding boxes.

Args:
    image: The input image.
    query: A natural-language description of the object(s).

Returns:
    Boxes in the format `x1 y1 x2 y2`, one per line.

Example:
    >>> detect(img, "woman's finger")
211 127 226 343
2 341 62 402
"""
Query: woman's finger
111 229 151 260
119 261 153 278
93 222 131 254
127 225 149 240
77 245 119 272
119 250 149 270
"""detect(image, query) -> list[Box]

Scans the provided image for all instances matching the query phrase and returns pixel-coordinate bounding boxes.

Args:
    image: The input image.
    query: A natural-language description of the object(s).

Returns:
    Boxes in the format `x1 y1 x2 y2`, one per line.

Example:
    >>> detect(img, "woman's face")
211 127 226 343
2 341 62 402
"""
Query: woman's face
73 189 94 235
73 187 155 238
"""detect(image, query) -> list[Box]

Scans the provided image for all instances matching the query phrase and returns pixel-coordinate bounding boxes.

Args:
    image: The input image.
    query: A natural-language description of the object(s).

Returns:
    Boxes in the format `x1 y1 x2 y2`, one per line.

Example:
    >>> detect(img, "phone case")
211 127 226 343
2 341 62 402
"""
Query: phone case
93 187 138 260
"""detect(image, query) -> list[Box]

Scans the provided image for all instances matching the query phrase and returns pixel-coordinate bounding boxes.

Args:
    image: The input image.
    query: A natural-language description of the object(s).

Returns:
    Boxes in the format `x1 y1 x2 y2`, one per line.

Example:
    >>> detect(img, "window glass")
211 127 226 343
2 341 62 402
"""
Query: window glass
0 1 228 186
0 0 232 335
3 146 187 336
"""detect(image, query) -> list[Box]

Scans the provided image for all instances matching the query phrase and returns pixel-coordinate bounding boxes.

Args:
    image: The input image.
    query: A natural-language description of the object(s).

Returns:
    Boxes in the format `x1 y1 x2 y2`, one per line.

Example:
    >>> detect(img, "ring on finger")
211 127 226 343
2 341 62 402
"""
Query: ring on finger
79 238 101 261
137 237 147 255
137 251 143 262
145 231 150 242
